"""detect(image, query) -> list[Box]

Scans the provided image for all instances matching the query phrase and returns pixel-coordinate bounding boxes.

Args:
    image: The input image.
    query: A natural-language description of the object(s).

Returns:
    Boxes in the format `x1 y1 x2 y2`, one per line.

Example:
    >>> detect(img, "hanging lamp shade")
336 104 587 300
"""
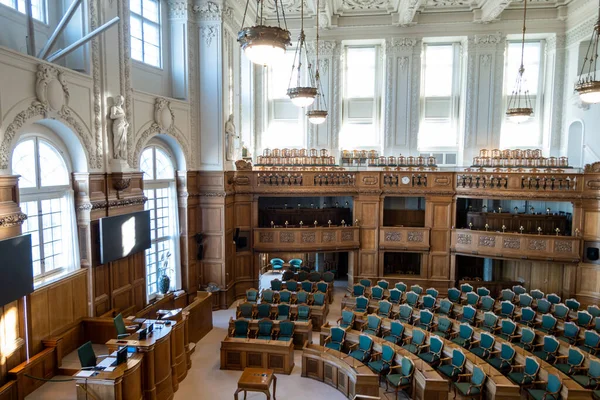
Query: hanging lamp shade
575 0 600 104
307 109 328 124
287 2 317 107
307 0 328 124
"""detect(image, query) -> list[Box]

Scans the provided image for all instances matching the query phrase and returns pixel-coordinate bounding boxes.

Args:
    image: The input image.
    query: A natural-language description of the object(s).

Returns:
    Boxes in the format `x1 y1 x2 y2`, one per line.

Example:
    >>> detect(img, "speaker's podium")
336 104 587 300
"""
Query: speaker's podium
74 353 143 400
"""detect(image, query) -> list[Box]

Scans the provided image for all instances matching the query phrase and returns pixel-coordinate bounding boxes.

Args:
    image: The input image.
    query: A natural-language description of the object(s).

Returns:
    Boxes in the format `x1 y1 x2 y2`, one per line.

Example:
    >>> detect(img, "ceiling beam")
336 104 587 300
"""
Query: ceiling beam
396 0 425 26
477 0 512 23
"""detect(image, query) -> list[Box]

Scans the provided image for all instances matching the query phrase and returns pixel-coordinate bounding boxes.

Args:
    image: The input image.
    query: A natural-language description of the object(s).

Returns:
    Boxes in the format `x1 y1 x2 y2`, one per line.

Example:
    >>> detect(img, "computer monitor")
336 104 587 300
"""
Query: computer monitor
147 323 154 334
116 346 127 365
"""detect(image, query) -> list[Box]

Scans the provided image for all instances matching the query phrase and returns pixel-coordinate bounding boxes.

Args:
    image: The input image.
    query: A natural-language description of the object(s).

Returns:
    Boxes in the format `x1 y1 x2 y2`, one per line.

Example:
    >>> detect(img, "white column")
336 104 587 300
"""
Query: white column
544 34 566 157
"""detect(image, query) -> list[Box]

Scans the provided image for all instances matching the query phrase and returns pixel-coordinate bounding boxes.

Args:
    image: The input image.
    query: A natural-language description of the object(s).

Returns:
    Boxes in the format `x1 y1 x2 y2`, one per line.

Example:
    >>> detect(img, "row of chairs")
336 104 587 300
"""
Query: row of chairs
230 318 295 341
269 258 302 273
246 288 327 307
270 279 329 294
281 270 335 283
237 303 312 322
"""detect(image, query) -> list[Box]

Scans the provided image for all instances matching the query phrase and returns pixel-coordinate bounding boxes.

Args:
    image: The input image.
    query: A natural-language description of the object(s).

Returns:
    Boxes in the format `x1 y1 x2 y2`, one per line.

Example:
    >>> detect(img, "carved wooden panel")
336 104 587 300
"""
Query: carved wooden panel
253 228 360 251
378 228 430 250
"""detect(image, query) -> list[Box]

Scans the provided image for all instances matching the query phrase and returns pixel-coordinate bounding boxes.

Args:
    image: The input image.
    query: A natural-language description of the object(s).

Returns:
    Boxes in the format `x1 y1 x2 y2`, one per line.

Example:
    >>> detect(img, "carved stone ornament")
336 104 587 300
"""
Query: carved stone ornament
302 232 316 243
235 160 252 171
554 240 573 253
322 232 336 242
503 238 521 249
457 233 472 245
259 232 274 243
385 232 402 242
0 213 28 228
478 236 496 247
408 231 424 242
280 232 295 243
113 179 131 191
155 97 175 131
341 230 353 241
528 239 547 251
34 64 70 113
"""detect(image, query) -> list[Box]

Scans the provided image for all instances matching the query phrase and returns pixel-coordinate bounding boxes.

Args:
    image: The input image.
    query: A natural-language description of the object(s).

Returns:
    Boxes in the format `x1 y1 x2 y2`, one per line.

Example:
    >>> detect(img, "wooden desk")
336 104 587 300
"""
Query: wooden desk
106 320 175 400
234 368 277 400
227 317 313 349
74 353 144 400
221 336 295 374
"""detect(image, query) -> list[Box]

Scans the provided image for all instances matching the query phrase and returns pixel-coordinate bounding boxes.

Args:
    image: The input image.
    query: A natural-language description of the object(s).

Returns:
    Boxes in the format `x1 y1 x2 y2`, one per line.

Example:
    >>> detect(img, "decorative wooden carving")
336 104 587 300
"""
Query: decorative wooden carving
457 233 472 245
259 232 274 243
341 231 353 242
503 238 521 249
407 231 424 242
554 240 573 253
478 236 496 247
385 232 402 242
279 232 295 243
302 232 316 243
322 232 336 242
527 239 547 251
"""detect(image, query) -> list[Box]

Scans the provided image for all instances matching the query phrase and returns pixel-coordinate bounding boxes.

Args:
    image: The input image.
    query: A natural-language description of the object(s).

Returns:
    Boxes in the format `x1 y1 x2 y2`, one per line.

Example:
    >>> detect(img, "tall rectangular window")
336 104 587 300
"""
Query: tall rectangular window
130 0 161 68
341 46 381 149
419 43 462 150
0 0 46 22
144 187 172 295
500 41 544 148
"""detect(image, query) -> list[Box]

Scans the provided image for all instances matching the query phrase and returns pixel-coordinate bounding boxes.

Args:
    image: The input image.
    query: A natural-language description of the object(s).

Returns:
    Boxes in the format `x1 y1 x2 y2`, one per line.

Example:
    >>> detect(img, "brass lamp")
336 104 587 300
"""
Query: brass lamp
575 0 600 104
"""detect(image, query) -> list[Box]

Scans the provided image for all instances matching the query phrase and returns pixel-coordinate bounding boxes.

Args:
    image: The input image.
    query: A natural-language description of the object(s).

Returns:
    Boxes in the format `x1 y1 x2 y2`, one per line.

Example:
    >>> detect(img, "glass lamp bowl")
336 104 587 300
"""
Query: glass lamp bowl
287 87 318 107
576 80 600 104
506 107 533 123
238 25 291 66
307 110 328 124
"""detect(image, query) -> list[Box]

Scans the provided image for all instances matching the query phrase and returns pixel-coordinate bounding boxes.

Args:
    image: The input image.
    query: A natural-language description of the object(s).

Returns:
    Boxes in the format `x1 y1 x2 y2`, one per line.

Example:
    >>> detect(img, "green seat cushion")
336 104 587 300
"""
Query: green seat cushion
488 357 511 371
455 382 480 396
571 375 596 388
555 364 574 375
481 326 496 333
367 360 389 374
387 374 411 387
403 343 421 354
325 342 342 351
349 350 369 362
527 389 559 400
558 336 577 344
419 352 440 364
514 342 534 351
471 347 490 359
533 351 554 362
508 372 533 385
277 315 288 320
257 335 272 340
363 329 378 336
383 335 401 344
277 336 293 341
233 334 247 339
340 322 352 329
452 337 469 347
434 331 449 338
438 364 460 378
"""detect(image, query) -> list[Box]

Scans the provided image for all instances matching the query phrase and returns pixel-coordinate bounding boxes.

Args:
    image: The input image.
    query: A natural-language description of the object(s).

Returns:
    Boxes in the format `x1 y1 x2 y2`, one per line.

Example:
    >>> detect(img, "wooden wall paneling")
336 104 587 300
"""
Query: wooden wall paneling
426 196 453 282
356 196 380 277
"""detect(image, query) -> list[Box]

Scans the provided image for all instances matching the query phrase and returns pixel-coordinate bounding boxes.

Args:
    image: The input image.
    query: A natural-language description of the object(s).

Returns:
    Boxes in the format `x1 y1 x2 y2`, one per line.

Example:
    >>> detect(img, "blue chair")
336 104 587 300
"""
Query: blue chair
405 291 419 308
426 287 439 299
337 309 356 329
297 271 308 282
538 314 558 335
559 321 580 345
368 343 395 377
537 298 552 314
572 359 600 388
497 319 519 342
460 283 473 294
395 282 407 292
480 311 499 333
513 285 527 295
353 284 366 297
448 288 462 304
411 284 423 295
296 290 311 305
588 305 600 318
361 314 382 336
578 330 600 355
465 292 480 307
415 309 435 332
360 278 372 288
261 289 277 304
458 305 477 325
308 271 321 282
488 343 516 374
515 327 536 351
530 289 545 301
256 303 272 319
471 332 496 359
301 280 314 293
519 307 537 327
398 304 413 324
476 287 490 297
576 310 594 329
325 327 346 351
289 258 303 270
385 357 414 398
547 293 561 305
402 328 427 354
433 317 454 338
377 300 393 319
323 271 334 283
256 318 274 340
451 323 474 349
519 293 534 308
276 319 295 341
285 280 299 292
480 296 495 312
389 288 402 304
349 335 374 363
418 335 444 366
377 279 389 290
296 305 311 322
316 281 328 294
278 289 292 304
270 258 284 273
231 319 250 338
371 286 385 301
246 288 259 303
566 298 580 312
452 365 486 399
354 296 369 313
438 349 467 382
276 304 290 320
499 289 515 303
499 300 516 319
237 302 254 319
421 295 438 312
439 299 454 316
526 373 562 400
555 347 585 376
271 279 282 291
312 292 326 307
532 335 560 363
553 303 570 321
508 356 540 391
383 320 405 344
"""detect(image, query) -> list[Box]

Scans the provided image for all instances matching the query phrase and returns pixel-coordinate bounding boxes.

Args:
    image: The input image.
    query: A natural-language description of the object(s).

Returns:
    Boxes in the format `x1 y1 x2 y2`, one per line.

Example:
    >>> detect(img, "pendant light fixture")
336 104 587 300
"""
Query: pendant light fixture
506 0 534 123
238 0 291 66
575 0 600 104
287 0 317 107
307 0 328 125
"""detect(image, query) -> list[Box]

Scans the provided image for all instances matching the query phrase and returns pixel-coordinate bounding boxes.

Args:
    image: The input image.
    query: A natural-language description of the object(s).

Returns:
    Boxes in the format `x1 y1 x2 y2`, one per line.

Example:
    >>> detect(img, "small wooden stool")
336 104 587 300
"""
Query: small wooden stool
234 368 277 399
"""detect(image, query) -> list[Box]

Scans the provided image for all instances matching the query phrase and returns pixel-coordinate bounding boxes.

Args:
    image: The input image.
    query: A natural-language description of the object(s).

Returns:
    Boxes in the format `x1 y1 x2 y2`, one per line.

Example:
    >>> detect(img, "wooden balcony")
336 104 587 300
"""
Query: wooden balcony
451 229 581 263
378 227 430 251
253 227 360 252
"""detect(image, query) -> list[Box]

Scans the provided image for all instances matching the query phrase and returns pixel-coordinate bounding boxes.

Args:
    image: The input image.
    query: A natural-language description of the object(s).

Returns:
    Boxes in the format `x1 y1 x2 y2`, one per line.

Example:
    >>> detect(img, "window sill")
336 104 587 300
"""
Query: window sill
33 268 86 291
132 59 164 73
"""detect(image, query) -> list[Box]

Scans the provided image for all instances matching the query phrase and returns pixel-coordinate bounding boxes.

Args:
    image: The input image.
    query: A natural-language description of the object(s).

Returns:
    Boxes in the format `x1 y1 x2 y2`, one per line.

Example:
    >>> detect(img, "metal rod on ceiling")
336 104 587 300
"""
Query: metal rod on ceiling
39 0 84 60
25 0 36 56
47 17 120 62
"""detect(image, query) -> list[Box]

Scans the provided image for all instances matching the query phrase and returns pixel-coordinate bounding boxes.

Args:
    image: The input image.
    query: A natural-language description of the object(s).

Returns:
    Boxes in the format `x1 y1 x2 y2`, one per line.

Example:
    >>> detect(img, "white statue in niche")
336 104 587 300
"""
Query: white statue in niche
225 113 239 161
110 95 129 160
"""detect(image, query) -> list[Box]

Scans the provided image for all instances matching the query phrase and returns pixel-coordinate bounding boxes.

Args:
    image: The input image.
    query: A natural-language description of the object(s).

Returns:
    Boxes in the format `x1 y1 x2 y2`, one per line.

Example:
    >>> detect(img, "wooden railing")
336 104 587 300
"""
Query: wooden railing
378 227 430 251
253 226 360 251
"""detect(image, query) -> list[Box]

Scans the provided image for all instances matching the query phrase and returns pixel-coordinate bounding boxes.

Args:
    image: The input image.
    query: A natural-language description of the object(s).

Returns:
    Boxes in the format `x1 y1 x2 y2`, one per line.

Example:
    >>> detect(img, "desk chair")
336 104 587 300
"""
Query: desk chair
451 323 474 349
555 347 585 376
349 335 374 363
439 299 454 317
324 327 346 351
338 309 356 329
402 328 427 355
572 359 600 388
526 373 561 400
448 288 461 304
78 341 98 369
488 343 516 374
508 356 540 393
385 357 414 398
532 335 560 363
453 365 486 400
368 344 395 380
231 319 250 338
114 313 131 339
470 332 495 360
515 327 536 351
275 320 295 342
361 314 382 336
418 335 444 366
433 317 453 339
382 320 405 345
438 349 467 385
559 321 581 345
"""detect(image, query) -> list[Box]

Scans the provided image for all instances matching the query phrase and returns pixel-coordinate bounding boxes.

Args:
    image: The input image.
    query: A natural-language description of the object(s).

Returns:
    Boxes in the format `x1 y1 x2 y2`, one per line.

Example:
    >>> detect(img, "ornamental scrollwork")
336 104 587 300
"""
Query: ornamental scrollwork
554 240 573 253
408 231 424 242
457 233 472 245
478 236 496 247
302 232 316 243
280 232 295 243
259 232 274 243
322 232 336 242
528 239 547 251
341 231 353 241
385 232 402 242
503 238 521 249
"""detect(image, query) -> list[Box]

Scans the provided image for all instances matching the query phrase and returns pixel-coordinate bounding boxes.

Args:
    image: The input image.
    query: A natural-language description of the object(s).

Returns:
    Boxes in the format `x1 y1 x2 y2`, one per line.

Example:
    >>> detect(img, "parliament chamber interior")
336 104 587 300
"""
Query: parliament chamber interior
1 0 600 399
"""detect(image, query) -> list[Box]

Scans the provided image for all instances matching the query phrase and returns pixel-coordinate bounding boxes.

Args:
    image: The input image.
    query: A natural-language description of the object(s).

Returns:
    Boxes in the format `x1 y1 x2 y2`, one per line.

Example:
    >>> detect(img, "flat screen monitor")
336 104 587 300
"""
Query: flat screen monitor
99 210 151 264
0 234 33 307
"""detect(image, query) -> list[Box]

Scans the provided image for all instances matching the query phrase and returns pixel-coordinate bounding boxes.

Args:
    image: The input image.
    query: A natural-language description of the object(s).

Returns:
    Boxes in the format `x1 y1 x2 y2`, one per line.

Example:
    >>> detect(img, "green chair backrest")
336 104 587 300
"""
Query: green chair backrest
429 335 444 355
257 303 271 318
411 285 423 295
395 282 407 292
246 288 258 302
477 287 490 297
342 309 355 325
239 302 254 318
547 293 561 304
531 289 545 300
367 314 382 330
279 320 294 337
389 288 402 303
371 286 384 300
448 288 461 302
589 360 600 379
588 305 600 318
459 323 473 340
543 335 560 354
480 295 495 311
460 283 473 293
413 329 426 345
420 309 434 325
524 357 540 379
399 304 413 320
501 319 516 336
439 299 453 315
353 284 366 297
296 290 309 304
278 304 290 316
356 296 369 311
406 291 419 306
286 280 298 291
270 258 284 265
309 272 321 282
390 320 404 337
401 357 414 378
298 305 310 319
500 300 515 316
379 300 392 315
114 313 126 336
567 347 585 367
521 328 535 345
257 318 273 336
500 343 516 362
271 279 282 291
566 298 581 311
323 271 334 283
422 295 436 309
234 319 249 336
519 293 533 307
500 289 515 302
577 310 593 327
77 341 97 368
316 281 328 293
426 288 439 298
360 278 372 287
466 292 480 306
331 326 346 344
538 298 552 314
453 349 466 369
297 271 308 281
513 285 527 295
480 332 495 350
541 314 557 330
313 292 326 306
438 317 452 333
521 307 536 322
483 312 498 329
563 321 580 339
554 303 569 319
463 305 476 321
472 366 487 386
280 290 293 303
382 344 395 363
301 281 313 292
546 374 562 395
359 334 374 352
377 280 389 290
585 330 600 348
289 258 303 266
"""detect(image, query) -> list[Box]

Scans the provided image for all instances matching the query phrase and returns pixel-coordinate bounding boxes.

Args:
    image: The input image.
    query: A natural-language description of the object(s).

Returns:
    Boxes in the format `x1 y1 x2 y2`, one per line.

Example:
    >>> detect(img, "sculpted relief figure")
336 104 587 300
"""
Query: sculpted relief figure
225 113 239 161
110 95 129 160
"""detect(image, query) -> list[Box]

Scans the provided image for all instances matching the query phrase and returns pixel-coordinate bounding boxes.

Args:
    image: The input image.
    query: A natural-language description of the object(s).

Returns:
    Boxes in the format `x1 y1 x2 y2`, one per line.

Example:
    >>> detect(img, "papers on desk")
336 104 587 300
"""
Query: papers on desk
104 366 116 372
75 370 95 377
97 357 116 368
109 350 133 358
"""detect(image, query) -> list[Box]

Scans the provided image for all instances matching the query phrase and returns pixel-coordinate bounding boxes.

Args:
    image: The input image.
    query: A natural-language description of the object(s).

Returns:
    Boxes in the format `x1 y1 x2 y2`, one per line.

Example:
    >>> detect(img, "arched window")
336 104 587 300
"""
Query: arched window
140 145 180 297
11 136 79 282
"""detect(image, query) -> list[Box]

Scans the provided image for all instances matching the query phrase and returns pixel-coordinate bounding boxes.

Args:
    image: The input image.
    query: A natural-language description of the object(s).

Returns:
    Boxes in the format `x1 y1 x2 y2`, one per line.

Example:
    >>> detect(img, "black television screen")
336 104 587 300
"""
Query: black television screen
0 234 33 307
99 210 151 264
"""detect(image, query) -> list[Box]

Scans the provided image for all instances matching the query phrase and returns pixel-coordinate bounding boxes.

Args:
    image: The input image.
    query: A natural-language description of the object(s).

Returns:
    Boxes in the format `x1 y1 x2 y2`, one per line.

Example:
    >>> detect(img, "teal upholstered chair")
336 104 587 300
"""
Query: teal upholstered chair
513 285 527 295
316 281 328 294
418 335 444 366
555 347 585 376
595 318 600 334
301 280 314 293
271 279 282 291
553 303 570 321
354 296 369 313
588 305 600 318
383 320 405 344
465 292 480 307
415 309 435 332
360 278 372 288
480 296 495 312
576 310 594 329
515 327 536 351
499 300 516 319
488 343 516 374
519 307 537 327
237 302 255 319
460 283 473 294
477 287 490 297
282 270 295 282
439 299 454 317
579 330 600 355
499 288 516 303
371 286 385 301
289 258 303 270
296 305 311 322
537 298 552 314
508 356 540 392
368 343 395 378
278 289 292 304
395 282 407 292
256 303 272 319
361 314 382 336
438 349 467 382
480 311 499 333
433 317 453 339
270 258 284 273
377 279 389 290
559 321 581 345
296 290 311 305
538 314 558 335
323 271 334 283
349 334 374 363
572 359 600 388
325 327 346 351
453 365 486 400
402 328 427 354
276 320 295 341
471 332 496 360
114 313 130 339
338 309 356 329
246 288 259 303
497 319 519 342
286 280 299 292
547 293 561 305
312 292 326 307
297 271 308 282
411 284 423 295
353 284 366 297
77 341 99 369
398 304 413 324
405 291 419 308
452 323 474 349
532 335 560 363
276 304 291 320
526 373 562 400
421 295 438 312
231 318 250 338
389 288 402 304
458 305 477 325
566 298 580 312
385 356 414 398
261 289 277 304
531 289 544 301
519 293 534 308
377 300 393 319
256 318 274 340
308 272 321 282
448 288 462 304
426 287 439 299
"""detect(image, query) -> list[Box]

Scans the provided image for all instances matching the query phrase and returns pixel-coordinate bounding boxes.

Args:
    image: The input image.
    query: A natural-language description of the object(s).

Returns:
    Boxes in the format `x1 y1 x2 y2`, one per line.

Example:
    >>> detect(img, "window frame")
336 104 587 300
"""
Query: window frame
130 0 163 69
0 0 47 23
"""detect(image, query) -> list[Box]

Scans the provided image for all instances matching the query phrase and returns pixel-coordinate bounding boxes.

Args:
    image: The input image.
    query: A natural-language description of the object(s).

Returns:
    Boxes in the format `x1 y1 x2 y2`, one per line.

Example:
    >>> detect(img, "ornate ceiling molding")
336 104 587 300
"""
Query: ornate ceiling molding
168 1 191 19
478 0 511 23
397 0 424 26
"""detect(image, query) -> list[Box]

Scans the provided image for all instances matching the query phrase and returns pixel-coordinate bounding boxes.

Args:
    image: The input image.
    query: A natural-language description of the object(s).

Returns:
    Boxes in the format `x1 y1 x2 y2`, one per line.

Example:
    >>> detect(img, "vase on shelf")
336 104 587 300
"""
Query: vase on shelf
159 274 171 294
